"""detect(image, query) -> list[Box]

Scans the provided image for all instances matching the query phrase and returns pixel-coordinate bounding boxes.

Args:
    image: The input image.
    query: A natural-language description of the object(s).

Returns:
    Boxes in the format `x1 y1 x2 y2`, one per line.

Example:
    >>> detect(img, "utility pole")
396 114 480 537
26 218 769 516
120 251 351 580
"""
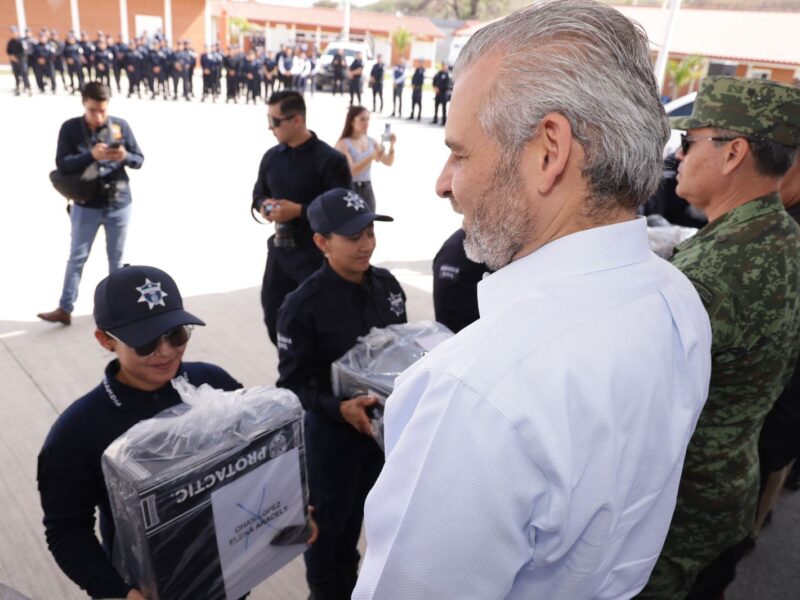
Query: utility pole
654 0 682 95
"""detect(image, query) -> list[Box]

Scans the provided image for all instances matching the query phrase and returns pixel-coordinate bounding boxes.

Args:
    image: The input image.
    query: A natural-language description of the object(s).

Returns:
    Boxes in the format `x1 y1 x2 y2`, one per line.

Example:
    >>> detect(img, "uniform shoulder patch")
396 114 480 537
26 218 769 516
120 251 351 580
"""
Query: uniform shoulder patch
688 278 725 320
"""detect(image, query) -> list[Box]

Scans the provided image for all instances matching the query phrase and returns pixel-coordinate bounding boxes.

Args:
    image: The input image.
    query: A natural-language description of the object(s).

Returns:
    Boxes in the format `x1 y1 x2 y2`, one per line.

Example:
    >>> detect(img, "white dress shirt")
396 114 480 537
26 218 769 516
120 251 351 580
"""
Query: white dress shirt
353 218 711 600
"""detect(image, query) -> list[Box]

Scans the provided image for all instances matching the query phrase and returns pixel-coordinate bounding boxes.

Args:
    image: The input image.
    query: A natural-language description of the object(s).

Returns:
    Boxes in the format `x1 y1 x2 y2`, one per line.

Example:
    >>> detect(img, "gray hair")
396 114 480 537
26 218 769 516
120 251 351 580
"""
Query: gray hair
455 0 669 211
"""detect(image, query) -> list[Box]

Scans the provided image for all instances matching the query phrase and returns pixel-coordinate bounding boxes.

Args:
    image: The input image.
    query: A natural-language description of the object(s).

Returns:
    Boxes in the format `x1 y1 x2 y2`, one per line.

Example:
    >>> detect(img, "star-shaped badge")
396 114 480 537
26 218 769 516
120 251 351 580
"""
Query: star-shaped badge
388 292 405 317
343 190 367 211
136 279 169 310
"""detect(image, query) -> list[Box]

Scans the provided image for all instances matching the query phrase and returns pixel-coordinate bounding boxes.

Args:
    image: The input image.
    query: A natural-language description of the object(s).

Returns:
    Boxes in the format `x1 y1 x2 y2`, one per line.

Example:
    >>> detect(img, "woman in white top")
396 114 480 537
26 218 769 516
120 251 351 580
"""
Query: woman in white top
335 105 396 211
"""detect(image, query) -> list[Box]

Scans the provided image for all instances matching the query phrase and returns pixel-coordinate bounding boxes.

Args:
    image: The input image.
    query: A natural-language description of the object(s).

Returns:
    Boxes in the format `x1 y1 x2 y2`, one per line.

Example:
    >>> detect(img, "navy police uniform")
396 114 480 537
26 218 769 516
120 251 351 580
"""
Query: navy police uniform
6 32 31 95
252 132 352 345
348 57 363 106
63 39 85 92
410 66 424 120
38 361 241 598
432 66 450 125
432 228 491 333
277 262 406 599
369 61 384 112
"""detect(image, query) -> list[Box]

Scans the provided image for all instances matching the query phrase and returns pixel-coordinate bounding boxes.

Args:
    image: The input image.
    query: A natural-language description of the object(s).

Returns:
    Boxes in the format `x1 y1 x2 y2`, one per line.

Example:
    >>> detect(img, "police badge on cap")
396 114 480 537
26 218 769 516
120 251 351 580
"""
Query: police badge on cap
307 188 394 236
94 265 205 347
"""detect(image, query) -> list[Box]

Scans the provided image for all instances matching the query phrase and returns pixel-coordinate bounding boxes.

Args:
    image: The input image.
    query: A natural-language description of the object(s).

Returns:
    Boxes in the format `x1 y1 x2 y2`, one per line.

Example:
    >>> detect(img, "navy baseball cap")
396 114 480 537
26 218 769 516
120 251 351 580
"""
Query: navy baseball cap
93 265 205 347
307 188 393 236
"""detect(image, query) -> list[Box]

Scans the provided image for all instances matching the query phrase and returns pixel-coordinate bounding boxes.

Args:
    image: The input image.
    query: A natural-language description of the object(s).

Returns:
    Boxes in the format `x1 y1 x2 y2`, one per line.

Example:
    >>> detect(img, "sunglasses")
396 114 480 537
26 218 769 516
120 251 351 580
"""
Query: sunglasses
107 325 193 357
268 113 297 128
680 134 745 155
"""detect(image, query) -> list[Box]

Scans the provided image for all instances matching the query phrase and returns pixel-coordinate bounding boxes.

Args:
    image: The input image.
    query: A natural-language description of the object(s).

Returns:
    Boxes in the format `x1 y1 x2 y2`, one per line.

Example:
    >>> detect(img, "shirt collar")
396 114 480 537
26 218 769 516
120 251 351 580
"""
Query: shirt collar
687 193 783 243
321 260 374 294
478 217 651 316
277 130 318 154
102 359 188 410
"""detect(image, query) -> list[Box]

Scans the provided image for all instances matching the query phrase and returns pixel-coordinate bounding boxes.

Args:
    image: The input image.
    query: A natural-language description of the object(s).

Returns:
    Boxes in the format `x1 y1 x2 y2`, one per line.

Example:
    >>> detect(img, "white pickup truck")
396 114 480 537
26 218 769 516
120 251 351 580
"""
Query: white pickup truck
315 40 376 92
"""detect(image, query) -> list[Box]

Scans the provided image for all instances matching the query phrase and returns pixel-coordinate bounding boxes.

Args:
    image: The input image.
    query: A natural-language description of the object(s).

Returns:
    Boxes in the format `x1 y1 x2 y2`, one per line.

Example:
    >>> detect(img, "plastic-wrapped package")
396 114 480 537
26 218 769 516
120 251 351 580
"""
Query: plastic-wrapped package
102 378 309 600
647 224 698 259
331 321 453 449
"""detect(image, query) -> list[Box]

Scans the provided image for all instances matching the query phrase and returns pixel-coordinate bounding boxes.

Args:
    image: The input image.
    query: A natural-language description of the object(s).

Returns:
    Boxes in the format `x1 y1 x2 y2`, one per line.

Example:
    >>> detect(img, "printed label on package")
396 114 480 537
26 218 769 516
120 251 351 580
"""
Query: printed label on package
212 448 306 600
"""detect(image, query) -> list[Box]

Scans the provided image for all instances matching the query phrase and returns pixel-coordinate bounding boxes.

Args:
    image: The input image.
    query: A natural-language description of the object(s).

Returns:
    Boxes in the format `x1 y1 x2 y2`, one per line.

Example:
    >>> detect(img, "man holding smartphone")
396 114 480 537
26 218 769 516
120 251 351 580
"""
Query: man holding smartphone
38 81 144 326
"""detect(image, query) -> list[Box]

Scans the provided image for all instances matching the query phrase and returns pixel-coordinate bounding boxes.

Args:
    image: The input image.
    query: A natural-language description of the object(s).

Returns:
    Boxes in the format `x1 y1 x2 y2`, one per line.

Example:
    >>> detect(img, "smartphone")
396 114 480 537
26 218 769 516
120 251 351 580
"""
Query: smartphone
109 140 121 149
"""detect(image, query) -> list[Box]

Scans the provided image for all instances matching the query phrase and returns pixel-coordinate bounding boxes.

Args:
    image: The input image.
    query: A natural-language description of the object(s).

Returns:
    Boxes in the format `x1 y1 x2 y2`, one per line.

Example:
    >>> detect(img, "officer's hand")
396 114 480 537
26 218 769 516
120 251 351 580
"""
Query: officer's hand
126 589 147 600
107 145 127 162
91 143 109 161
340 395 376 436
268 200 302 223
306 506 319 545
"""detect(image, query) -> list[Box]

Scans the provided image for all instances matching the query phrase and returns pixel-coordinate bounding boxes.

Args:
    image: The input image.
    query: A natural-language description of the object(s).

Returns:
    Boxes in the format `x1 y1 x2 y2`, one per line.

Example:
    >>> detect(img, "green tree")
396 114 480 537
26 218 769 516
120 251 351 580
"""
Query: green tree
666 55 707 98
228 16 262 45
391 26 413 60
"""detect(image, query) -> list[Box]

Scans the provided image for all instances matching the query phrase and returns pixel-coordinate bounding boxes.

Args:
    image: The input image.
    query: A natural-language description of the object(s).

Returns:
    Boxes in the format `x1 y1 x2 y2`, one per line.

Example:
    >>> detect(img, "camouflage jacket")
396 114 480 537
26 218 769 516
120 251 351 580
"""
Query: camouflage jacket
667 192 800 556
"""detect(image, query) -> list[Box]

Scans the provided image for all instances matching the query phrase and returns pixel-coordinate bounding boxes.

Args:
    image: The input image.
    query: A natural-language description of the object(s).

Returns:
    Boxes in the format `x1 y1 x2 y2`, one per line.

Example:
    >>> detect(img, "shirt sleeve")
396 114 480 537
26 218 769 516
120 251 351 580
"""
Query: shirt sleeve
276 306 345 423
55 121 94 174
322 148 354 192
353 371 540 600
37 436 133 599
121 122 144 170
252 151 273 211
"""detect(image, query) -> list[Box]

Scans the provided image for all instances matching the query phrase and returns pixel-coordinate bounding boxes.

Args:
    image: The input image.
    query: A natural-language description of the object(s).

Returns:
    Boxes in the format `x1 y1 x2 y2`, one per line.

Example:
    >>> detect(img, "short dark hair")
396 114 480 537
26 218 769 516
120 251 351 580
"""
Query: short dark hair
82 81 112 102
715 128 797 178
267 90 306 119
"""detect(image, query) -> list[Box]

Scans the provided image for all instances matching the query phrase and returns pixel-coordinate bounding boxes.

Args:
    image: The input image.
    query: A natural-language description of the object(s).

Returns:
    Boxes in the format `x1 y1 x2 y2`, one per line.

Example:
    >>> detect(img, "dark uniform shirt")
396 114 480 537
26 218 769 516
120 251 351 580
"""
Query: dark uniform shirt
6 37 25 58
433 69 450 98
411 67 425 88
370 62 384 88
37 361 241 599
349 58 363 79
332 53 345 77
251 132 352 248
63 42 83 67
432 228 491 333
276 262 408 423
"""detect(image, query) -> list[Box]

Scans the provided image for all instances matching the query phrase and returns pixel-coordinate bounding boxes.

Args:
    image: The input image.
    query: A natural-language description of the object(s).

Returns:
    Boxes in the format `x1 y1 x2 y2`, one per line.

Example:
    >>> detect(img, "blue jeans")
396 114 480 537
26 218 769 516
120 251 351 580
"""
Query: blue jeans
59 201 131 312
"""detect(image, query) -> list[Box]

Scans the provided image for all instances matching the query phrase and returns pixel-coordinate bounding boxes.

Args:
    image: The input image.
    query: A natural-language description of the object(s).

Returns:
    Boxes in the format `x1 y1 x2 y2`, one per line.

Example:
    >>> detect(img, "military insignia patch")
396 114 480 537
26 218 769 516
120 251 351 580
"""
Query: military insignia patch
388 292 405 317
136 279 169 310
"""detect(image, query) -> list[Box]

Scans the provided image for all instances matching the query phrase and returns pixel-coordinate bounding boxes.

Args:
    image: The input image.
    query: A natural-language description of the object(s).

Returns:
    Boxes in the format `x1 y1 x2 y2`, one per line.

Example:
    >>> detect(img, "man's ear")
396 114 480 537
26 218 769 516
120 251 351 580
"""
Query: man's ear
533 112 573 196
95 329 115 352
721 137 751 176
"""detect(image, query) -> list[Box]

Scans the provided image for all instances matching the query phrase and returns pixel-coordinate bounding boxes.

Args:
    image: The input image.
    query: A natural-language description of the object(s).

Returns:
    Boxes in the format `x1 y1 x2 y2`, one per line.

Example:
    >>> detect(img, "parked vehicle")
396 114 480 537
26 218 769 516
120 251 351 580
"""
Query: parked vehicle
316 41 375 92
663 92 697 157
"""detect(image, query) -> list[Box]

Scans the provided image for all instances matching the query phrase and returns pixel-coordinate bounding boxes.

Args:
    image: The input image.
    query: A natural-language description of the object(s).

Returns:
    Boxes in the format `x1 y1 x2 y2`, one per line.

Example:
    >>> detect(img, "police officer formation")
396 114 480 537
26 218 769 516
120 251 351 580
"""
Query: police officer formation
6 25 199 100
8 24 454 122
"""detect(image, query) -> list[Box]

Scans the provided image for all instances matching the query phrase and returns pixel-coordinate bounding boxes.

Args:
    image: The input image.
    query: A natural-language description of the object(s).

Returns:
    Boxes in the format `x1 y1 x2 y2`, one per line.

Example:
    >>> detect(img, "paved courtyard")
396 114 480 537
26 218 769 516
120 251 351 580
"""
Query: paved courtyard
0 72 796 599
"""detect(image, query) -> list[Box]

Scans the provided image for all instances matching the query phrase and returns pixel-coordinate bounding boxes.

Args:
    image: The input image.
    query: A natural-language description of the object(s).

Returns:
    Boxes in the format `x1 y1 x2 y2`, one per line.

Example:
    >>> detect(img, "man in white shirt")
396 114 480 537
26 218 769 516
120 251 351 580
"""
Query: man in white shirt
353 1 713 599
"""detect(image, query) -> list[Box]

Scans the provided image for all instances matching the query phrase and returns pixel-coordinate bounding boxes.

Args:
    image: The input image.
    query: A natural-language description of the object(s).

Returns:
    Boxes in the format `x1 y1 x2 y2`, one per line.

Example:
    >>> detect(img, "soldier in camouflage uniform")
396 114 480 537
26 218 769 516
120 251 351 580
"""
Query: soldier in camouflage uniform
638 76 800 599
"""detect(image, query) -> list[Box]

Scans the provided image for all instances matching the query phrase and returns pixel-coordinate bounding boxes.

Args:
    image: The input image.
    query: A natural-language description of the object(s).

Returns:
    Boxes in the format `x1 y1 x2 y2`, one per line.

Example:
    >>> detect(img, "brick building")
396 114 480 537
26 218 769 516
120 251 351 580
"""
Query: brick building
2 0 211 60
211 1 443 67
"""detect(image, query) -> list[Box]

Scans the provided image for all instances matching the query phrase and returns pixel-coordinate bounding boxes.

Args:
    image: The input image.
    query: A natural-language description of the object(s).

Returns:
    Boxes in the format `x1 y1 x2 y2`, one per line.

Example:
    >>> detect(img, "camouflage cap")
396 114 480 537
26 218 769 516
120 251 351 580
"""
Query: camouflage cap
670 76 800 148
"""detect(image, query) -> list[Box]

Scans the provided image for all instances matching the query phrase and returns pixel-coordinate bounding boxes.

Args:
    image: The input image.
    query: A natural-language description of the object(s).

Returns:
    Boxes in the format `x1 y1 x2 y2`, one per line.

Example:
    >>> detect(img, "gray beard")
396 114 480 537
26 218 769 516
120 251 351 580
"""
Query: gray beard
462 161 530 271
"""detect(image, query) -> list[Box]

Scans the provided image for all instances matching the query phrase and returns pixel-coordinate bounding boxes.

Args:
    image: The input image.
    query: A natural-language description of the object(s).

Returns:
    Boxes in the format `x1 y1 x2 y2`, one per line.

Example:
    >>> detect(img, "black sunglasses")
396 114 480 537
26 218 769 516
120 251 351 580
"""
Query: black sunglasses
269 113 297 128
680 134 745 155
107 325 193 357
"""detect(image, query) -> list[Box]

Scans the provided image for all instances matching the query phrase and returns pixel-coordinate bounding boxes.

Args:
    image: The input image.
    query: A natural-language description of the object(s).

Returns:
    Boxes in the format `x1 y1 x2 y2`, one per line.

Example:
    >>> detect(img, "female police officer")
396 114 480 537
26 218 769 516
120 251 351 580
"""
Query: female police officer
276 188 407 600
37 265 242 599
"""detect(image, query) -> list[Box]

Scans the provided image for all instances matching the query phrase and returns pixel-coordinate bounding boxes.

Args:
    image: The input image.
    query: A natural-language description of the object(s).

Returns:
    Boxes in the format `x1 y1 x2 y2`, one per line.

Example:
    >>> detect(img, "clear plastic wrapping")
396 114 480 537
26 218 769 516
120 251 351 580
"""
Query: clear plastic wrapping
647 224 698 259
331 321 453 449
101 378 309 600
